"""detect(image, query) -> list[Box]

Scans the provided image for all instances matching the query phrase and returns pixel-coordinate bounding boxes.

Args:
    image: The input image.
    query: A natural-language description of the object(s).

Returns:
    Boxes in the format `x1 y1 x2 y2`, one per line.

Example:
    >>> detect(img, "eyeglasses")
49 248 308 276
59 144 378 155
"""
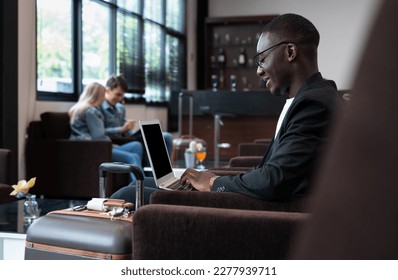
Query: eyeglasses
253 41 290 68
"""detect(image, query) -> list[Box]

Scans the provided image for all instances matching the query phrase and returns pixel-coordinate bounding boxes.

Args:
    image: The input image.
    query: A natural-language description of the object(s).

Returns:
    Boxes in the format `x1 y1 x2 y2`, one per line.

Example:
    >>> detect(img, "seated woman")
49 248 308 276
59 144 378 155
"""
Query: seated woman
68 82 143 182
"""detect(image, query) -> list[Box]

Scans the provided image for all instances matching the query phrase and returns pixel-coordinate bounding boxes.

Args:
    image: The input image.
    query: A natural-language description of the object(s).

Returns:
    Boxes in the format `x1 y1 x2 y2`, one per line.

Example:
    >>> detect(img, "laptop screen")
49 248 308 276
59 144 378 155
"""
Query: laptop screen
140 122 173 179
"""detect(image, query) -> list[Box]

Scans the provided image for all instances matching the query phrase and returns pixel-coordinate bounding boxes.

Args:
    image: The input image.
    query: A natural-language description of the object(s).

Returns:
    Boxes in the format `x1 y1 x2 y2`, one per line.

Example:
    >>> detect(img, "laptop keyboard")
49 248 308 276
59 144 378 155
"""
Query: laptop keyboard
168 180 195 191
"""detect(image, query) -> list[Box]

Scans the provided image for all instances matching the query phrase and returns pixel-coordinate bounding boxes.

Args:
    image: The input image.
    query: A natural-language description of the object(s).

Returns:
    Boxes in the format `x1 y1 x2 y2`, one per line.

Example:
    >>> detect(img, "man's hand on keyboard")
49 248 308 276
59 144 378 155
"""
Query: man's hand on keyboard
180 169 216 192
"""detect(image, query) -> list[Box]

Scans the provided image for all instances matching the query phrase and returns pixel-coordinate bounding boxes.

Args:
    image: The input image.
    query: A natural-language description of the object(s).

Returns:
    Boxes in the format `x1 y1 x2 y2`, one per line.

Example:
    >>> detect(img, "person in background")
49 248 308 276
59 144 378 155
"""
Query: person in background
99 75 174 166
69 82 143 181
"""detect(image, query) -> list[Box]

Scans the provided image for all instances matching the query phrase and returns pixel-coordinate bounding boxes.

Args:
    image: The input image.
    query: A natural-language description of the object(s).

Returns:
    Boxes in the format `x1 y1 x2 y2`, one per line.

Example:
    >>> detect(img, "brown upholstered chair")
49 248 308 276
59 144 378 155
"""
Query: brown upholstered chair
208 138 271 175
239 138 271 156
133 183 310 260
133 204 308 259
133 0 398 260
149 191 308 213
25 112 129 199
0 148 16 204
228 138 271 168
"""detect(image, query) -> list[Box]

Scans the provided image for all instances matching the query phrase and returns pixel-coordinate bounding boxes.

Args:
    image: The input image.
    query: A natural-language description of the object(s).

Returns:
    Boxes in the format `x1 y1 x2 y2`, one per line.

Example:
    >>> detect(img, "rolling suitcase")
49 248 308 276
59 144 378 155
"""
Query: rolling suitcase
24 162 144 260
172 92 206 165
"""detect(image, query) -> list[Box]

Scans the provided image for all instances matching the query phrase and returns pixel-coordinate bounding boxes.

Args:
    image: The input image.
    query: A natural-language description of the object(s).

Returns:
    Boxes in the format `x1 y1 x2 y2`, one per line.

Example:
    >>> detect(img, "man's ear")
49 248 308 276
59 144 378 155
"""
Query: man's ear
287 43 297 62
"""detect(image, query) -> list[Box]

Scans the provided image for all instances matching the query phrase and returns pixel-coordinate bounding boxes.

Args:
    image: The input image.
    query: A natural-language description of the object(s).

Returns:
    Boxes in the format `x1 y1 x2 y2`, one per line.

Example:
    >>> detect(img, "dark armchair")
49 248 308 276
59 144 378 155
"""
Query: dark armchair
228 138 271 168
25 112 128 199
0 148 15 204
132 191 309 259
133 203 308 259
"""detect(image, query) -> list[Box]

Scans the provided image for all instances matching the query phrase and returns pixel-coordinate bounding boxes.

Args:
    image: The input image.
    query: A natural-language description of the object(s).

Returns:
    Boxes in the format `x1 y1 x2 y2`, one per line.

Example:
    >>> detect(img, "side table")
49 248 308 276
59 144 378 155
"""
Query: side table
0 231 26 260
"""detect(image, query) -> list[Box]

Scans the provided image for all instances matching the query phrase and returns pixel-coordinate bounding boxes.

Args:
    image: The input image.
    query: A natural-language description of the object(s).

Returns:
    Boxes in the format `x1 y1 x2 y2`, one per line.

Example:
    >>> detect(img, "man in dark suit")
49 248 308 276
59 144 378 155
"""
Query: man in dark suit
180 13 341 201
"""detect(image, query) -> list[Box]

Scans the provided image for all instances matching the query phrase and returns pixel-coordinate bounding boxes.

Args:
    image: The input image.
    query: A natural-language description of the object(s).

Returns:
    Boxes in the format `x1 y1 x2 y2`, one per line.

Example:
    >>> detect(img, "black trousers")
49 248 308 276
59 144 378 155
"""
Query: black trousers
110 177 161 205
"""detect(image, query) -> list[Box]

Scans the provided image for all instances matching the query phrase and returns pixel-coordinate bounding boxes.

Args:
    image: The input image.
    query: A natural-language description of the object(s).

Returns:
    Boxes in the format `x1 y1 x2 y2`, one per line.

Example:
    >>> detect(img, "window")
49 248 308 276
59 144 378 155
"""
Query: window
144 22 163 99
82 0 111 86
36 0 186 102
37 0 73 95
166 0 185 33
117 10 145 93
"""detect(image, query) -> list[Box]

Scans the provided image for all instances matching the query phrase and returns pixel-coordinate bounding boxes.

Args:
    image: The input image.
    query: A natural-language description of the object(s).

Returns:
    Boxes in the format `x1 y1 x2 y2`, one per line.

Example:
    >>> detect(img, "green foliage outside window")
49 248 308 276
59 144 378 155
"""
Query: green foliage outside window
36 0 186 101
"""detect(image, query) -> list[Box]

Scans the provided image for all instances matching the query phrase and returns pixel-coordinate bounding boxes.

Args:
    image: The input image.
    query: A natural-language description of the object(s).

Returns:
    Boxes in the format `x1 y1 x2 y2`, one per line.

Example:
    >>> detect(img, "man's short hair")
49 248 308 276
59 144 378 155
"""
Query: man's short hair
106 75 128 92
264 13 320 49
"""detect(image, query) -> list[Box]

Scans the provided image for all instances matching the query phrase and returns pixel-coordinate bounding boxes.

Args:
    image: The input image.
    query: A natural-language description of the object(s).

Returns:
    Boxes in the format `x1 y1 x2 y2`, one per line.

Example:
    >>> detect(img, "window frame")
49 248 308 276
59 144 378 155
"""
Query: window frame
36 0 186 102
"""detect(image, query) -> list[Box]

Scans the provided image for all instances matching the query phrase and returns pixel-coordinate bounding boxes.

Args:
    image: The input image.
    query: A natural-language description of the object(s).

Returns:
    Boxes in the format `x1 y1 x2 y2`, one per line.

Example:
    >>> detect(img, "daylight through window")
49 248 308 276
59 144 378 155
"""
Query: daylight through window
36 0 186 102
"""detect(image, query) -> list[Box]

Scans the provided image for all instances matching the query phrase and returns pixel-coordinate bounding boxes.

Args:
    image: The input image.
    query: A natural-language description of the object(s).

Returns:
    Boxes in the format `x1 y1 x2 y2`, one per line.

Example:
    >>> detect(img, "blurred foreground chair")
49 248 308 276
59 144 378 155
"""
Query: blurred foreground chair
133 0 398 259
291 0 398 259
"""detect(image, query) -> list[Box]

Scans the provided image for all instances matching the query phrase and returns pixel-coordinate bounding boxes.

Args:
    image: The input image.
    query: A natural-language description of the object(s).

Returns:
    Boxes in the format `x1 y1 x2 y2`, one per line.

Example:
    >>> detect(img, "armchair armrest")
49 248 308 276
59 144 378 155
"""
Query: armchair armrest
238 142 268 156
133 204 309 259
254 138 272 144
111 136 141 146
150 191 309 213
209 166 251 176
228 156 263 167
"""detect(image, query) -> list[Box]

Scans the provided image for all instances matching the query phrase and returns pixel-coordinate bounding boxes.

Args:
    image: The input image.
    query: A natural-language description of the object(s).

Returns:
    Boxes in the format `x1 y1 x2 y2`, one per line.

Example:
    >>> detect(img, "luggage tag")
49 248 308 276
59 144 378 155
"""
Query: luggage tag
87 198 108 211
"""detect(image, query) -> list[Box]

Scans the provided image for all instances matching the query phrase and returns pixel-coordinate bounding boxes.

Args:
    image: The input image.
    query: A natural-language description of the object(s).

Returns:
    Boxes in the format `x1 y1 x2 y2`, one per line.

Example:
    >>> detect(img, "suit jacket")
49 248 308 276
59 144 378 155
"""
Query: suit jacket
212 72 340 201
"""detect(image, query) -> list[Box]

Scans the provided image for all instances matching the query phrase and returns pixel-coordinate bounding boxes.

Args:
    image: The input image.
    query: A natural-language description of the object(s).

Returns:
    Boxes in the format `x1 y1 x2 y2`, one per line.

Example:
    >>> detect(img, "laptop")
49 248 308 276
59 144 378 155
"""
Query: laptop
139 119 194 191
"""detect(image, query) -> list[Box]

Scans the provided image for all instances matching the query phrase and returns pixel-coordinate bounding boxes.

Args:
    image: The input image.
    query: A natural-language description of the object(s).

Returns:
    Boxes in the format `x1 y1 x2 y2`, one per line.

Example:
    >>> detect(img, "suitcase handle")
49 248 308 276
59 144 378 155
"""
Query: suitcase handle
104 199 134 210
178 91 194 137
99 162 144 178
98 162 144 210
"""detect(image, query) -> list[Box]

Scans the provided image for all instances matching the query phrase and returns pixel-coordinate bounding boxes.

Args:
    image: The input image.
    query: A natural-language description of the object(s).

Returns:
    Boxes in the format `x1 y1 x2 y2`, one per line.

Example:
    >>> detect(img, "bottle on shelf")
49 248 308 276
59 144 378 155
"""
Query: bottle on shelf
214 33 220 44
211 74 218 91
210 55 217 68
219 70 225 90
230 75 237 91
217 48 226 67
238 48 247 66
242 76 249 91
225 33 231 44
